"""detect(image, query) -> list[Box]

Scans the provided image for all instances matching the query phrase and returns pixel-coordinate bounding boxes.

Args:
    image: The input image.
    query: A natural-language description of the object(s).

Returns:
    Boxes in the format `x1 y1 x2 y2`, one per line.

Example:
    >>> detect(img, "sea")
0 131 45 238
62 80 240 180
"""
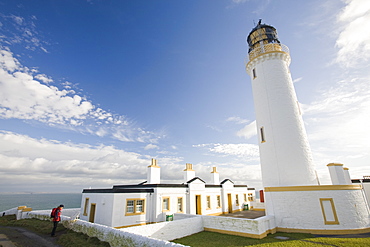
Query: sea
0 193 82 212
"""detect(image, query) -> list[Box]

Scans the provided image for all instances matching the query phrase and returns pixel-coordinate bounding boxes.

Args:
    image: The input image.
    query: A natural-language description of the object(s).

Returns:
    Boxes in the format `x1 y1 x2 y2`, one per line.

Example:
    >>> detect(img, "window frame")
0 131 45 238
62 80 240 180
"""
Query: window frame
216 195 221 208
260 126 266 143
177 197 183 213
206 196 211 210
83 198 89 216
125 198 146 216
162 197 170 212
252 68 257 79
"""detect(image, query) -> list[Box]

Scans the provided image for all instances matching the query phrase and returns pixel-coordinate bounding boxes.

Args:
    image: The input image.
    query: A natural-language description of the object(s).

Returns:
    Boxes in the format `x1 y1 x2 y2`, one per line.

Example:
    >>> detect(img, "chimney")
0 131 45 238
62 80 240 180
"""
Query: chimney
147 158 160 184
343 167 352 185
184 163 195 182
211 166 220 185
327 163 346 185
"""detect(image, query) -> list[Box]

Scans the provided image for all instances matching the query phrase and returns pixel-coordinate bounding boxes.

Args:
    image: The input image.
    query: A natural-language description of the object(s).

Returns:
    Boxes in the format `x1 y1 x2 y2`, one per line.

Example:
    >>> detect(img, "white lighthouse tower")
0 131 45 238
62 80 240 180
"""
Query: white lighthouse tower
245 20 317 187
245 21 370 234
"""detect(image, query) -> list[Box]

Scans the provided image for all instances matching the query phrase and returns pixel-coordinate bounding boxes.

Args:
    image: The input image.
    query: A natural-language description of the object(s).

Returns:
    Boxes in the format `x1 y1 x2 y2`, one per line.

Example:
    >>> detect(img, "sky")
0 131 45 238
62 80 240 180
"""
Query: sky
0 0 369 193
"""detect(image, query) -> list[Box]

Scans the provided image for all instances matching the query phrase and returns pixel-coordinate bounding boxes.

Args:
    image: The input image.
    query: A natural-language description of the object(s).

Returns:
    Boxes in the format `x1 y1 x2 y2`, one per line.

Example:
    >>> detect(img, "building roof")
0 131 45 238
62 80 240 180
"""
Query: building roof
82 188 154 193
352 179 370 183
186 177 206 184
82 178 251 193
221 179 234 184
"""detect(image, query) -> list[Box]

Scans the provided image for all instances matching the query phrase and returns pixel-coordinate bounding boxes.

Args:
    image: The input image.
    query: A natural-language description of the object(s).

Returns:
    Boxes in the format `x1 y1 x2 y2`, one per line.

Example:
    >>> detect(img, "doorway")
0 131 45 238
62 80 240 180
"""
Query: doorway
227 193 232 213
89 203 96 223
195 195 201 215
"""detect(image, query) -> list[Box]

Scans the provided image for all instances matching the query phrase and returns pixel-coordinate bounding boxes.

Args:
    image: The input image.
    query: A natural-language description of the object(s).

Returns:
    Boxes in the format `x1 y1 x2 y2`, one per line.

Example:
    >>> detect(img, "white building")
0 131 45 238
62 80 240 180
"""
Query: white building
80 159 255 228
352 176 370 206
245 20 370 234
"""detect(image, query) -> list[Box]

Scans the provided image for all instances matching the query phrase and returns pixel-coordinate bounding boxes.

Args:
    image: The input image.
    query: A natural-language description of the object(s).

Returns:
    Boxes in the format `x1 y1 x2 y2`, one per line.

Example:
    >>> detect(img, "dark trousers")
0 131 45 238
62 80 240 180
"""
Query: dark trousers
51 221 59 236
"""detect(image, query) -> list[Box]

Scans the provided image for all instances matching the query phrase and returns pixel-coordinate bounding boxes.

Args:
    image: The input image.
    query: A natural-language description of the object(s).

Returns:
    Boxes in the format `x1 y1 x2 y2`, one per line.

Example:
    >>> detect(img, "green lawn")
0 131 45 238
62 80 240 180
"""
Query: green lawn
171 231 370 247
0 215 110 247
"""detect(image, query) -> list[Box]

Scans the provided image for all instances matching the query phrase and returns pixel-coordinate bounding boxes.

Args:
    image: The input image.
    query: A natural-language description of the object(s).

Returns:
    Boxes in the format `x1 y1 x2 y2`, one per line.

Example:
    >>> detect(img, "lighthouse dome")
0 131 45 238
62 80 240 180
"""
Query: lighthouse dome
247 20 280 53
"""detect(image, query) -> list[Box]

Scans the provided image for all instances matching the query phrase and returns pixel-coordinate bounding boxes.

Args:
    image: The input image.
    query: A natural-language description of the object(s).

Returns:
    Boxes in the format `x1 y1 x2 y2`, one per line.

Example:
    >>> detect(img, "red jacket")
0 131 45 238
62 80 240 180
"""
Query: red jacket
53 207 62 222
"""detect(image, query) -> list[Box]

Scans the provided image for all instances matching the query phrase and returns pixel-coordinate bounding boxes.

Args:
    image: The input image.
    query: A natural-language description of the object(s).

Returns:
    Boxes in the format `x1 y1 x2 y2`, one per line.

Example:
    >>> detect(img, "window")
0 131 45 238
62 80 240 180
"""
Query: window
206 196 211 209
260 127 266 143
244 193 247 202
177 197 183 212
320 198 339 225
83 198 89 216
235 194 239 206
252 68 257 79
126 199 145 215
248 193 254 201
136 200 144 213
163 197 170 211
217 195 221 208
127 200 134 213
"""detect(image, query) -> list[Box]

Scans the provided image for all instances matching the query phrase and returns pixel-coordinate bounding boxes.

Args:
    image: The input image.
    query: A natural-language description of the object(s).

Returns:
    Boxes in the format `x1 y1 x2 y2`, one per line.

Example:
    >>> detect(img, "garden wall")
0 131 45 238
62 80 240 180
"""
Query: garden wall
123 215 203 241
27 210 187 247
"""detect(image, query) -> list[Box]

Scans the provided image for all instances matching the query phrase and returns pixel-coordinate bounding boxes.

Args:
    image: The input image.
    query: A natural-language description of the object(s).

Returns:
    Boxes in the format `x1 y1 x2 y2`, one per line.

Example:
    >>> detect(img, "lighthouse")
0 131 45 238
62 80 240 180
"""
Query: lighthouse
245 20 318 187
244 21 370 234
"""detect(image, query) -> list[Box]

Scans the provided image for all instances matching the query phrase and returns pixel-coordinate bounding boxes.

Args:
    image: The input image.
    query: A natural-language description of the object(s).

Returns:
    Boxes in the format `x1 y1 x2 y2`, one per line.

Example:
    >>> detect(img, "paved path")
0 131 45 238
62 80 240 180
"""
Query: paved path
0 226 61 247
0 233 16 247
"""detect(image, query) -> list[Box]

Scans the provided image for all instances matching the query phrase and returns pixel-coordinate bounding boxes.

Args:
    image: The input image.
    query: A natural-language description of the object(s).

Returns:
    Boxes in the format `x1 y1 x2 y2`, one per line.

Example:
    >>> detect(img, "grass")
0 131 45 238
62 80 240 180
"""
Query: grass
0 215 110 247
171 231 370 247
2 215 369 247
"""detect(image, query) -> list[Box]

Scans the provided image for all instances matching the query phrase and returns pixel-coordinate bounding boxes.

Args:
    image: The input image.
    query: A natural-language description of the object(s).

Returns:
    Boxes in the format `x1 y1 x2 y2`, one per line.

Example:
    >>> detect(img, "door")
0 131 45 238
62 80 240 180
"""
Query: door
195 195 201 215
227 193 232 213
89 203 96 223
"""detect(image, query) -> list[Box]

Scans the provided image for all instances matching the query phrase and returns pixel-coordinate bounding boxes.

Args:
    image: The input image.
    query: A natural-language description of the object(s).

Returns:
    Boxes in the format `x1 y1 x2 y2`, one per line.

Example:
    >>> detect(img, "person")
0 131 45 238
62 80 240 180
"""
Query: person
51 204 64 237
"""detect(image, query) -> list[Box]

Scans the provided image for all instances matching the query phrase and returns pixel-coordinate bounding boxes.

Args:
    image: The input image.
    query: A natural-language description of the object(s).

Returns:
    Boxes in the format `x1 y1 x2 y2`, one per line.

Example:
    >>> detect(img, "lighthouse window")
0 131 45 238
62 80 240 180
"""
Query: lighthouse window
252 68 257 79
260 127 266 143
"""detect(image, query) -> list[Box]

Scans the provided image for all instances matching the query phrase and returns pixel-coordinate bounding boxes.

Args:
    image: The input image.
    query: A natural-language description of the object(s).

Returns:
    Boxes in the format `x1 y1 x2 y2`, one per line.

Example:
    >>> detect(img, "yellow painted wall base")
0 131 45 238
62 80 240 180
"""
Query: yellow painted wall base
251 208 265 211
277 227 370 235
206 212 224 216
204 227 276 239
204 226 370 239
115 223 147 229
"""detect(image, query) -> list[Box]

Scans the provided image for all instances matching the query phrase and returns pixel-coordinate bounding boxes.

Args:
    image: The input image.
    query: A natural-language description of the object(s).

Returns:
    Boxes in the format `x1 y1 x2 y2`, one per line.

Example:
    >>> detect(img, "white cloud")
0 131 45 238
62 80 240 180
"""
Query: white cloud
302 75 370 182
0 131 264 192
144 144 159 150
34 73 53 83
292 77 303 83
0 46 160 143
335 0 370 67
237 120 256 139
0 14 48 52
0 131 182 192
232 0 248 3
194 143 259 161
226 116 249 124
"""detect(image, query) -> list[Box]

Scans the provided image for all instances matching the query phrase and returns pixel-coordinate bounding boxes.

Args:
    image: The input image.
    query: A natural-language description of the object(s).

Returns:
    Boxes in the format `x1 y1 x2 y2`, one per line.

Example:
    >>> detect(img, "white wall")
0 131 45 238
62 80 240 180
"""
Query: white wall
80 193 115 227
122 216 203 241
154 187 188 222
265 188 370 230
202 215 275 238
112 193 149 228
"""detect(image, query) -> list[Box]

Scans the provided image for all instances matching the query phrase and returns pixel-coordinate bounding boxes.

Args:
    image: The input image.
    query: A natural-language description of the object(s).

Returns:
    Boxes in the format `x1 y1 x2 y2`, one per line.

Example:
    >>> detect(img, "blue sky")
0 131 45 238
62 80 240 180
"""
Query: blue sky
0 0 369 193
